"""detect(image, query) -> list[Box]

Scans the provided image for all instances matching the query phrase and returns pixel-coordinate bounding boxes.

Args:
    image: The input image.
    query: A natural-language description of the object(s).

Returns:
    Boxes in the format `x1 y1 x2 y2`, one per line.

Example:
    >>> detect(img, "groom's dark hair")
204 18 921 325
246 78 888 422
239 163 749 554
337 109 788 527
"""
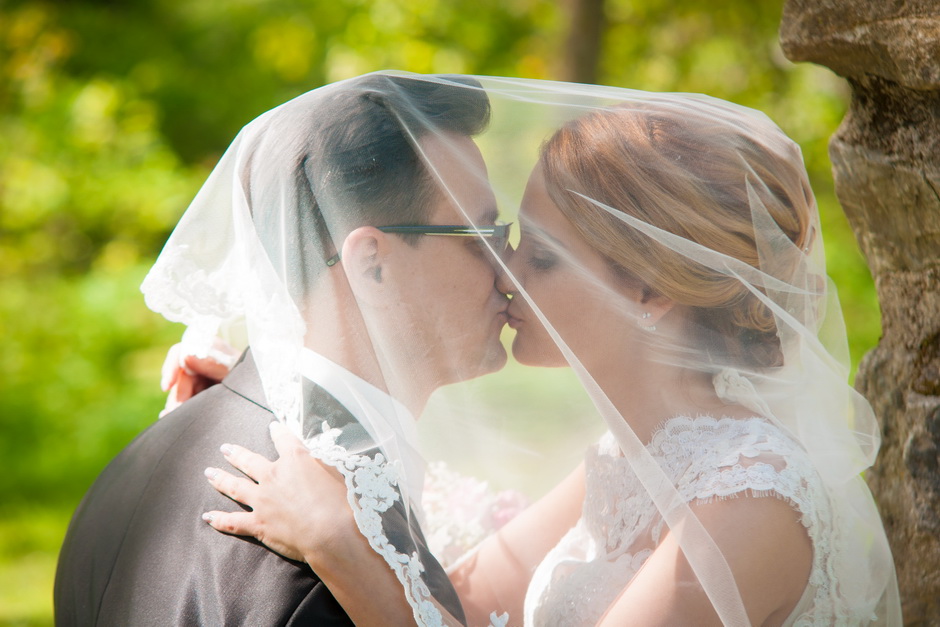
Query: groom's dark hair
314 74 491 239
253 74 490 297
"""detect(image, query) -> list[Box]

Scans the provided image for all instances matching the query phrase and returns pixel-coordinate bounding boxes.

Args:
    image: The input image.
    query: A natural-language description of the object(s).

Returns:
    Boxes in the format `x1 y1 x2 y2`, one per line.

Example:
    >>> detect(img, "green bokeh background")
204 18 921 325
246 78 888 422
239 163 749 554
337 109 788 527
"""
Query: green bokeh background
0 1 879 623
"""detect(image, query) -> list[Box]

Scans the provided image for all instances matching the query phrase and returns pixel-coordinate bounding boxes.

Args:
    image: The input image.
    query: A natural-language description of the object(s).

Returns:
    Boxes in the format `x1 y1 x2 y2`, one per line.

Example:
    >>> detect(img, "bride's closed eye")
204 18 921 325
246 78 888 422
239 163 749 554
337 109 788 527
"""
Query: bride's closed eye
525 240 559 272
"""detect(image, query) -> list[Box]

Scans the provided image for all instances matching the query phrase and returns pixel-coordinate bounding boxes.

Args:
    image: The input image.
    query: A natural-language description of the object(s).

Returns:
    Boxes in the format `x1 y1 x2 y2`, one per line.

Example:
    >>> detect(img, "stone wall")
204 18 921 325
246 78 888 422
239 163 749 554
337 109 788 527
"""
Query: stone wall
781 1 940 622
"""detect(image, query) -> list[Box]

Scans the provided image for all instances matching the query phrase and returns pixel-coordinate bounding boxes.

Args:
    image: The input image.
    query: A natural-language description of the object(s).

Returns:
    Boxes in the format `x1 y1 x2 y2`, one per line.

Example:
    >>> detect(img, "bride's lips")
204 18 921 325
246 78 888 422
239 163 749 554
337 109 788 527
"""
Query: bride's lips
504 306 523 329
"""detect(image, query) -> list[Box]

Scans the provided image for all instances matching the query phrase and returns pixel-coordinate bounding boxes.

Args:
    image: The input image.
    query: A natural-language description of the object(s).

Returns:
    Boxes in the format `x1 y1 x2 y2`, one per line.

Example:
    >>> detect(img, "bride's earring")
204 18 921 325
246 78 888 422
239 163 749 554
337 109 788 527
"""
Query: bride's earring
639 311 656 332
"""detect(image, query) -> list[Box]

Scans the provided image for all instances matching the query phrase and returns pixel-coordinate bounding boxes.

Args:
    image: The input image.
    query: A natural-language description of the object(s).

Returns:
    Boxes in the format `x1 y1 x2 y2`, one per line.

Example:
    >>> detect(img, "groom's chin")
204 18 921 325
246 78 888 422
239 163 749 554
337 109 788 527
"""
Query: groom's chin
462 342 509 382
486 343 509 374
483 342 509 376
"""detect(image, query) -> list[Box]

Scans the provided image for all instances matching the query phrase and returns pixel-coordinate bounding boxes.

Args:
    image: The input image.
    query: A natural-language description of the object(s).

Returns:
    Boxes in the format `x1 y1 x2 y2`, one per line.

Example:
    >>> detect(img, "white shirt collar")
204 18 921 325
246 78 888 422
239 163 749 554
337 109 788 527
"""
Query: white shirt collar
297 348 425 506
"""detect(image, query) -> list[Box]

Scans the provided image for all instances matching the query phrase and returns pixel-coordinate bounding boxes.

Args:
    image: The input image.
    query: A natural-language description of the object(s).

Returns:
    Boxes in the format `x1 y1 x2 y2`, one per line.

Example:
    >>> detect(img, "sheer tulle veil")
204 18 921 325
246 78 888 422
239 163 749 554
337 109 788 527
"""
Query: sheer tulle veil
141 72 900 625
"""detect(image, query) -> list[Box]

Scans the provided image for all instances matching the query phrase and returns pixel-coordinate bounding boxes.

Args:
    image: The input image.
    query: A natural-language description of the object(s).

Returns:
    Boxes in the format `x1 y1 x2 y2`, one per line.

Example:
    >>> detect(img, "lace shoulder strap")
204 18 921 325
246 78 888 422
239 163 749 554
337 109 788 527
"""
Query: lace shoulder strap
654 417 818 511
664 417 846 624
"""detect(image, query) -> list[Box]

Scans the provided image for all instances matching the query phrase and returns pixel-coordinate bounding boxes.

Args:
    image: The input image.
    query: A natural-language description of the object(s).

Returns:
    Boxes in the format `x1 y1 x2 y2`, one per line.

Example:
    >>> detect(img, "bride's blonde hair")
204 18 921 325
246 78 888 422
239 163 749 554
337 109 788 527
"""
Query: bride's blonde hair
540 101 816 369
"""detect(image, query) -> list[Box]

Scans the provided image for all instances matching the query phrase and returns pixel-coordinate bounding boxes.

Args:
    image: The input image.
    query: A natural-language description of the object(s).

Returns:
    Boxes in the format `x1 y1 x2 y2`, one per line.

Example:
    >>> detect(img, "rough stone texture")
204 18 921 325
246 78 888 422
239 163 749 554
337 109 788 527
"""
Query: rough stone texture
832 139 940 280
780 0 940 89
782 2 940 624
858 328 940 623
835 76 940 173
840 141 940 619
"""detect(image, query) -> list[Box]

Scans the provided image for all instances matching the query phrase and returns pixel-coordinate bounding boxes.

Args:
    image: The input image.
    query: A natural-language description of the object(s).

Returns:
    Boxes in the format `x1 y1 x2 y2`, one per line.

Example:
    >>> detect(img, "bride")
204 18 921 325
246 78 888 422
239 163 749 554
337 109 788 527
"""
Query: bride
170 74 899 625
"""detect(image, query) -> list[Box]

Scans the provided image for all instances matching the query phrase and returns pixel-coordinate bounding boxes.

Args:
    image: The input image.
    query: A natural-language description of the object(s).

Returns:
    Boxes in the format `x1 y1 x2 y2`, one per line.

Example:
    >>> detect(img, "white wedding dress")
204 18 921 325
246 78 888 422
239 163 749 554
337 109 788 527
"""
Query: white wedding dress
523 415 861 627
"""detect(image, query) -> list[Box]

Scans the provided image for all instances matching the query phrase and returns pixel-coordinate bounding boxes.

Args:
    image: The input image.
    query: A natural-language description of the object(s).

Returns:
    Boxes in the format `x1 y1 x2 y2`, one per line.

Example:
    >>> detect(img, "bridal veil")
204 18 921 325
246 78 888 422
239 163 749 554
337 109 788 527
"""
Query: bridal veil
141 72 900 626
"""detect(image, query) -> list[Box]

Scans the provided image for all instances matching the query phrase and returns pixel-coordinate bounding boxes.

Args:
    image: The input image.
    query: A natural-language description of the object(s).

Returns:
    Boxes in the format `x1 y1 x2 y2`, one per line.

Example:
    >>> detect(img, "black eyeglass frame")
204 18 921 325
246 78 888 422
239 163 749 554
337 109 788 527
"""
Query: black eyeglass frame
325 222 512 267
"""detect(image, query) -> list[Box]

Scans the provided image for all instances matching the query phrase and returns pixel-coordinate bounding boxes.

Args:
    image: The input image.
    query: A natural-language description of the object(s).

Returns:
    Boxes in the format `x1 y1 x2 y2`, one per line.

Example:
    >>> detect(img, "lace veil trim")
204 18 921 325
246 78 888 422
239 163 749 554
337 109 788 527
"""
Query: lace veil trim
304 421 445 627
304 422 511 627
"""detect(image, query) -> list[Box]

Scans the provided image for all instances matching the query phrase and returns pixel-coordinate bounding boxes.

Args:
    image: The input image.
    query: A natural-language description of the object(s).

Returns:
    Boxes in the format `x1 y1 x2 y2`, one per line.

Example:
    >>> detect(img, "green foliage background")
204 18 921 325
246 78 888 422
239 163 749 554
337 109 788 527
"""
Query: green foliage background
0 0 878 623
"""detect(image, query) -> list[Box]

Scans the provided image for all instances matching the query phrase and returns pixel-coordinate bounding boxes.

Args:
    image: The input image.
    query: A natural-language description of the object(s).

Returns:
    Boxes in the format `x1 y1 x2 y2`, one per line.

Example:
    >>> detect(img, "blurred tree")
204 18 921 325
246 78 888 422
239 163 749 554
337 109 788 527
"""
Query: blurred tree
0 0 873 520
0 4 204 507
0 0 878 622
47 0 558 164
561 0 605 83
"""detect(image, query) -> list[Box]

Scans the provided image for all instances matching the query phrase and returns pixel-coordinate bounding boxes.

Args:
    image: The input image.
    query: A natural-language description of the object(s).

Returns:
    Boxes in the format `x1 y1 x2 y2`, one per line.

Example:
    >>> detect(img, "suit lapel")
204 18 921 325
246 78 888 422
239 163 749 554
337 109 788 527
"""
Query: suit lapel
221 348 467 624
221 349 271 413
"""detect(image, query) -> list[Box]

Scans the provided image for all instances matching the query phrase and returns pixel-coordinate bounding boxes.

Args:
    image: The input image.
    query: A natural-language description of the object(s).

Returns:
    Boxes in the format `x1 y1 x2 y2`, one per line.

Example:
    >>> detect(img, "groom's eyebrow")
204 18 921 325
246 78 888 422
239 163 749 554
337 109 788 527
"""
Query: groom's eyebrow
478 209 499 224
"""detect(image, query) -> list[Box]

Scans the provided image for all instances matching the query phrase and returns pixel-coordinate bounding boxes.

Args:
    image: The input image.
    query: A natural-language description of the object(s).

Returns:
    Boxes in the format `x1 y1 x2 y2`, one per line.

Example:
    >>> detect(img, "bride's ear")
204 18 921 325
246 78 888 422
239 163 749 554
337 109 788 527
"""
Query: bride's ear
640 287 676 325
341 226 390 302
638 285 676 327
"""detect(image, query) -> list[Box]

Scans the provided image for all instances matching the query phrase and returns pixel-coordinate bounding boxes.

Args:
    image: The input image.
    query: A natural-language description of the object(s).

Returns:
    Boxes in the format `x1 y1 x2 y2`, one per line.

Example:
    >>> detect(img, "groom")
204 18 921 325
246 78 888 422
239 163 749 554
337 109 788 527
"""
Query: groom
54 75 509 626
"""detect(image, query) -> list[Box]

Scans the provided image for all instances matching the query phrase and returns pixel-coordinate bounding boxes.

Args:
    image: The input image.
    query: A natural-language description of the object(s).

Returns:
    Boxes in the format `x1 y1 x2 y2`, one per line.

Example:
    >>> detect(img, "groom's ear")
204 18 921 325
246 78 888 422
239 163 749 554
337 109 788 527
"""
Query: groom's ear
341 226 390 301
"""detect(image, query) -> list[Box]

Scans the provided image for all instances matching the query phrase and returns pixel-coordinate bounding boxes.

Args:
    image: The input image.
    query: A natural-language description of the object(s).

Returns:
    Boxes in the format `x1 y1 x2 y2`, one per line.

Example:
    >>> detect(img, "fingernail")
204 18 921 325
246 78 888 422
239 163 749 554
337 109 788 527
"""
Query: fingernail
204 467 218 480
201 512 214 523
220 444 233 456
269 421 283 432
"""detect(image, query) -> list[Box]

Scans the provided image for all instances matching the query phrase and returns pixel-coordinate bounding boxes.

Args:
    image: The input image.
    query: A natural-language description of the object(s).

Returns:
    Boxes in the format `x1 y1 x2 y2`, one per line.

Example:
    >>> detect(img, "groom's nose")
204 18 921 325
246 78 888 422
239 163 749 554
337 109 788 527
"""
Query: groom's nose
500 242 514 263
495 244 516 295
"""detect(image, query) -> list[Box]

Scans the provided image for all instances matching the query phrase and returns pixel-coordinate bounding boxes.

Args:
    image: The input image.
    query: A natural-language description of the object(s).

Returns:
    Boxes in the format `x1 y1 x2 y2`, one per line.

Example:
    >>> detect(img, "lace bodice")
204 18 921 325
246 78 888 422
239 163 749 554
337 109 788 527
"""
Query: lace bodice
523 415 854 627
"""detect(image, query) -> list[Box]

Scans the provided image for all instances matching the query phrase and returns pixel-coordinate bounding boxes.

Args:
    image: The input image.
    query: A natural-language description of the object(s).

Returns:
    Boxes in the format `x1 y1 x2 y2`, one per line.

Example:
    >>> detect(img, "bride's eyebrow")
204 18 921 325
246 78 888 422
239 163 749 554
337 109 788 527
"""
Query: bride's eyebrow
521 220 568 252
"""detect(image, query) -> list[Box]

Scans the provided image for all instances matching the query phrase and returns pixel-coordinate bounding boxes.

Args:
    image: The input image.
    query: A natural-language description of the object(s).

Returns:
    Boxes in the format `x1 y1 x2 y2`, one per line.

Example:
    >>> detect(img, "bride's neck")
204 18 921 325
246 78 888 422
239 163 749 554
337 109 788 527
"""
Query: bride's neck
595 356 730 444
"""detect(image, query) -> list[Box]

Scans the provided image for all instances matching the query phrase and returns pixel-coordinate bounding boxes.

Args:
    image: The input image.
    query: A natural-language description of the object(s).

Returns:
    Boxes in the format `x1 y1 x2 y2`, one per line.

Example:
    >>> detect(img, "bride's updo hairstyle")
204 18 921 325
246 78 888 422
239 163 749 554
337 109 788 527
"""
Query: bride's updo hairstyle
539 100 816 370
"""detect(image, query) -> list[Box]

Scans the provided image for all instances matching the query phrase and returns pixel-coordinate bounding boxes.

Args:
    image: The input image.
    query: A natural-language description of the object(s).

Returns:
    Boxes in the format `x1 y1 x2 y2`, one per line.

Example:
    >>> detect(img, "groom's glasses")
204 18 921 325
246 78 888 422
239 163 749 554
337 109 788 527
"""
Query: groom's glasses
325 222 513 267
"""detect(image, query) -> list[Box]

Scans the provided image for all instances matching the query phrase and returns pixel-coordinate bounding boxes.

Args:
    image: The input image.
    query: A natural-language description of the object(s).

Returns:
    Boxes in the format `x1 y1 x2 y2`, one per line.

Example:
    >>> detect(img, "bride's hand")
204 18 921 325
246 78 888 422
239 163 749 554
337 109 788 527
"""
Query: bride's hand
202 421 353 565
160 338 239 416
204 423 424 626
